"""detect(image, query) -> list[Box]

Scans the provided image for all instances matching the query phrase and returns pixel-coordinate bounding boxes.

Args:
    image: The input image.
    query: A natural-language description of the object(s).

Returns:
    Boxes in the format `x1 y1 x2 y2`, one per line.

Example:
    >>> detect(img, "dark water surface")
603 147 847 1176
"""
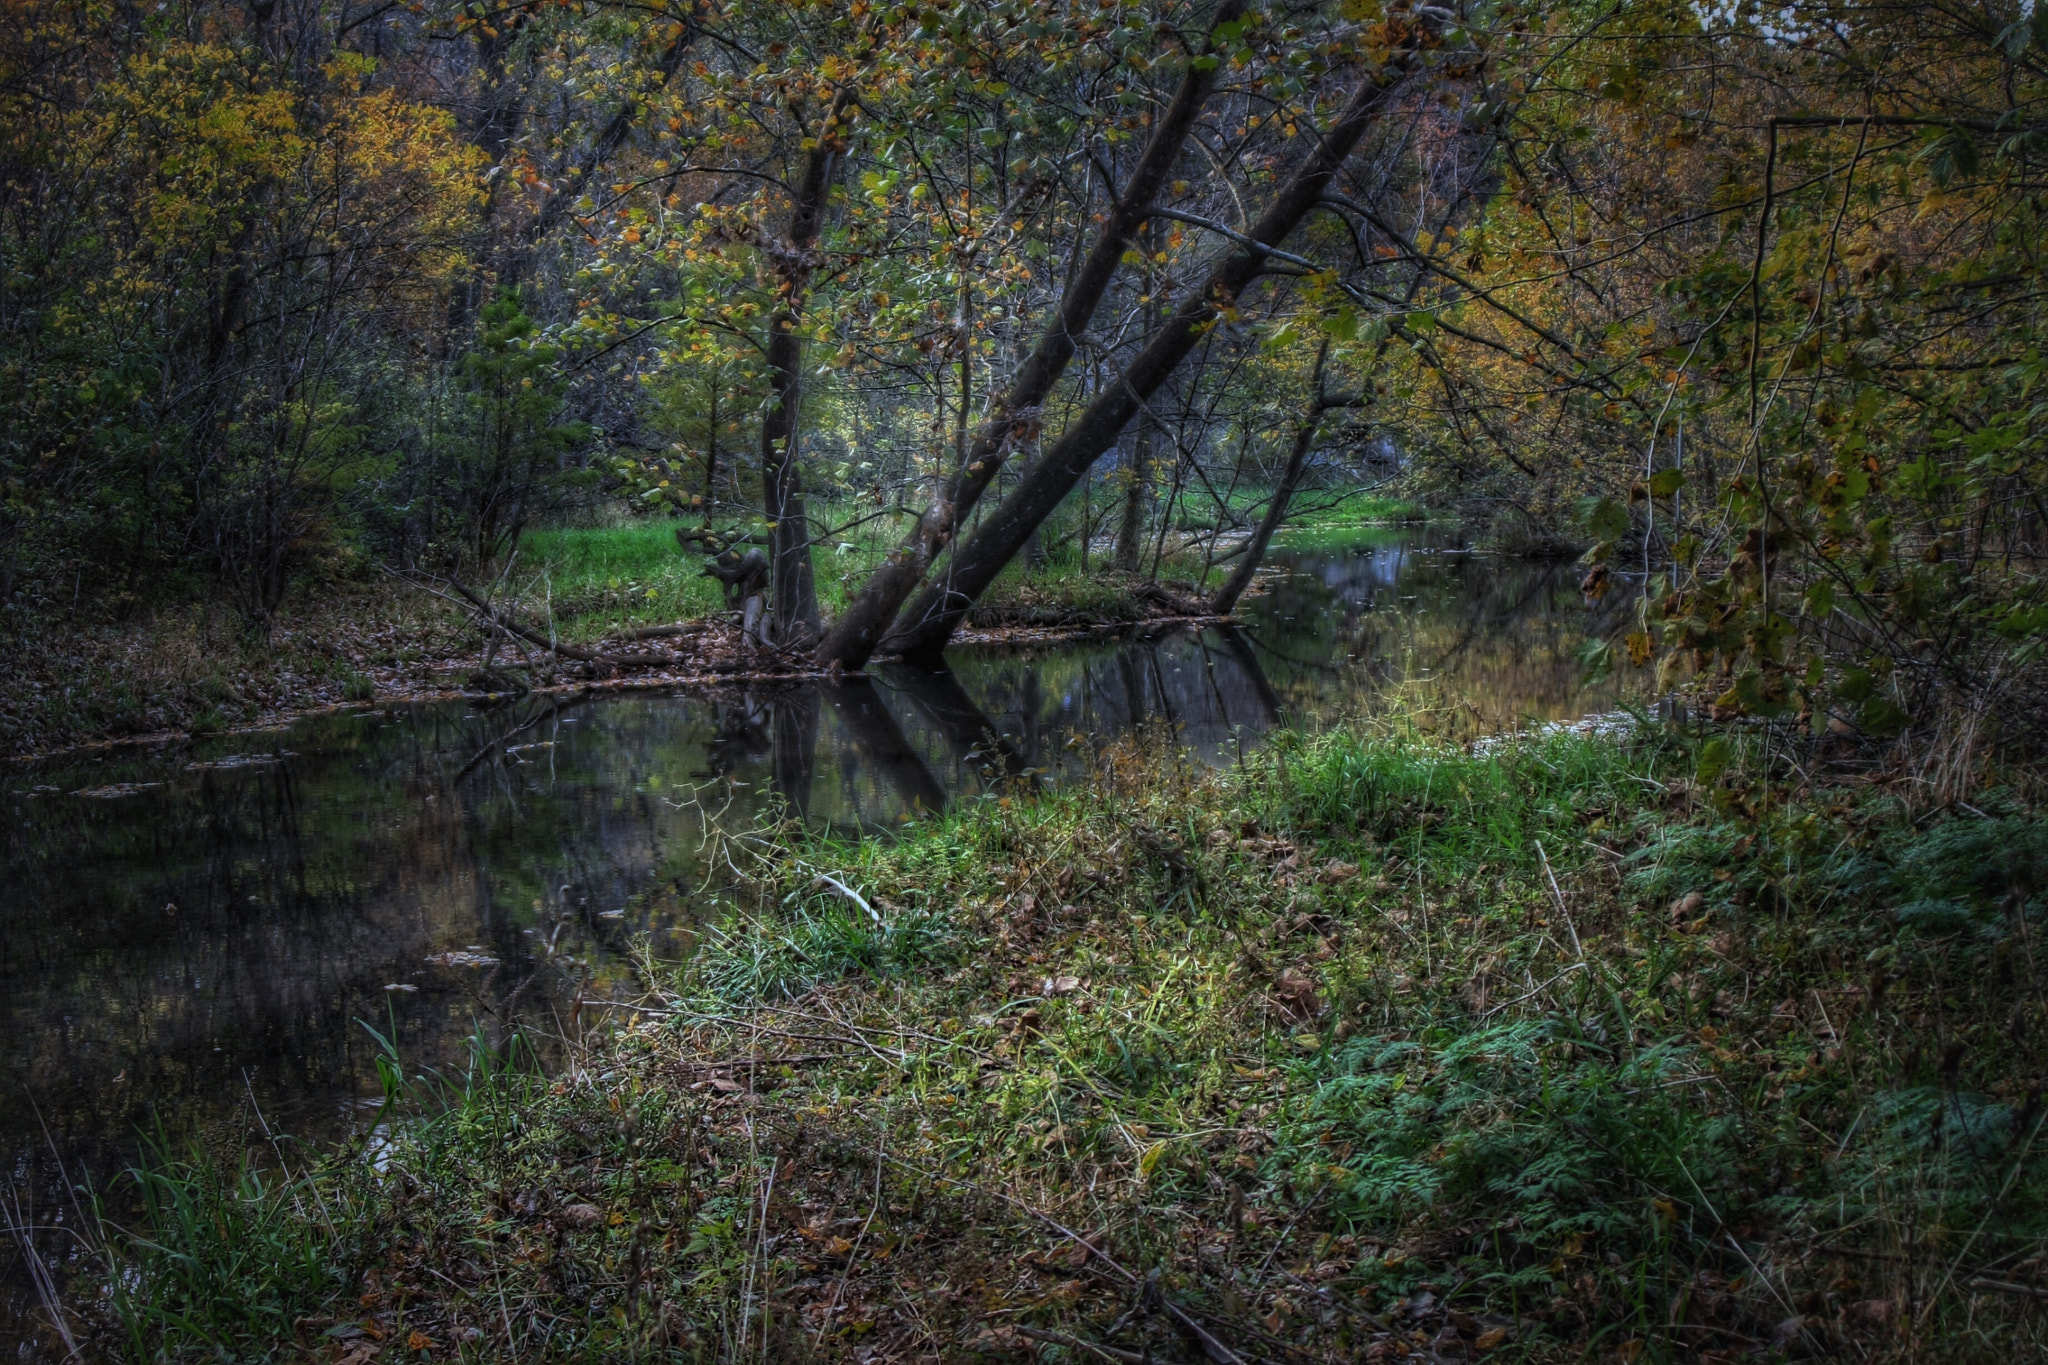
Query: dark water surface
0 531 1634 1350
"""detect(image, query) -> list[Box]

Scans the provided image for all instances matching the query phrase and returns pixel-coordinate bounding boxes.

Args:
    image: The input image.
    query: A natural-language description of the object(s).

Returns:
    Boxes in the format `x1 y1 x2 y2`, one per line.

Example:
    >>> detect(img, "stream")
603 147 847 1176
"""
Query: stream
0 529 1641 1352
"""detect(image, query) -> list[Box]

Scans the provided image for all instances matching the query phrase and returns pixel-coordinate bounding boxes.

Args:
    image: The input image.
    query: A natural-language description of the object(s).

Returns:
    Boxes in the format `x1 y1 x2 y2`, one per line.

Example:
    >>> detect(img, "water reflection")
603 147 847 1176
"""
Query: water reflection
0 531 1635 1351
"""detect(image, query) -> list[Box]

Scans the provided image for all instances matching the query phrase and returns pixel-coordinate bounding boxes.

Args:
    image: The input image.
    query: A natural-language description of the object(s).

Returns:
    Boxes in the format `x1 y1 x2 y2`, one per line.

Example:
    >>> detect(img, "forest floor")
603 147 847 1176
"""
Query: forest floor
88 724 2048 1363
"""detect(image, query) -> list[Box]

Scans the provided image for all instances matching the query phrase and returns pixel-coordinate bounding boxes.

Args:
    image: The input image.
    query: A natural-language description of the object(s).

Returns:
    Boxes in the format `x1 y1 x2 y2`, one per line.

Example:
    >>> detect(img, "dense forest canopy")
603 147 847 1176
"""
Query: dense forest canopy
1 0 2042 736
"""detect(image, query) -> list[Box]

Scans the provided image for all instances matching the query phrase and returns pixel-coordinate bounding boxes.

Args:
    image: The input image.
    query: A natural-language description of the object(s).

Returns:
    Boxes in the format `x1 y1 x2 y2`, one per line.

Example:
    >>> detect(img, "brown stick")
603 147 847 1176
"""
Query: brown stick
1015 1327 1147 1364
608 622 711 642
1966 1278 2048 1301
448 579 608 663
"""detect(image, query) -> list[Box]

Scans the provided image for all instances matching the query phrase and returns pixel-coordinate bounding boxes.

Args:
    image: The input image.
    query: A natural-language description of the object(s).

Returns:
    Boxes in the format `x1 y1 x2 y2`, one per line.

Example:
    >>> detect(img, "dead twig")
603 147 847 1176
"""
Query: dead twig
1015 1326 1148 1363
1965 1278 2048 1301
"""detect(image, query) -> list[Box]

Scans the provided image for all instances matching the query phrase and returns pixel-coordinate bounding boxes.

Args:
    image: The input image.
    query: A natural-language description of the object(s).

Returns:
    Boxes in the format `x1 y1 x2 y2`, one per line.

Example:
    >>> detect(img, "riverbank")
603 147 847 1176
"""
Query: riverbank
84 725 2047 1362
0 490 1430 758
0 582 1246 763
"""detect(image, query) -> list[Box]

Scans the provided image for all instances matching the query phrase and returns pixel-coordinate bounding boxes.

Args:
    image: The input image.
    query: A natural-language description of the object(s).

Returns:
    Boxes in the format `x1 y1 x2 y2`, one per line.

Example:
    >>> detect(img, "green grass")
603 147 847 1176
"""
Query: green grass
516 522 730 639
91 724 2048 1362
512 485 1442 643
517 502 925 641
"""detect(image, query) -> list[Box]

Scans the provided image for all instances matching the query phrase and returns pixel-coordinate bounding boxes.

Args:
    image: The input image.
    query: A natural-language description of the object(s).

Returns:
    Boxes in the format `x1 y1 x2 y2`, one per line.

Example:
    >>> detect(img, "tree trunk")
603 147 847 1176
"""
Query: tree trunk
760 88 853 647
821 677 948 813
1117 221 1167 574
1113 423 1154 573
702 381 718 521
814 0 1248 671
1211 339 1330 616
881 62 1414 661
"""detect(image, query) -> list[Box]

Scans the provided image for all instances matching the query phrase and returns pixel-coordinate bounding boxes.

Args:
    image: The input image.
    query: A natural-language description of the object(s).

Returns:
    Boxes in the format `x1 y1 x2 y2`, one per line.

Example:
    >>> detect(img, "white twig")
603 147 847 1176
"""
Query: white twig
811 872 882 925
1534 841 1584 958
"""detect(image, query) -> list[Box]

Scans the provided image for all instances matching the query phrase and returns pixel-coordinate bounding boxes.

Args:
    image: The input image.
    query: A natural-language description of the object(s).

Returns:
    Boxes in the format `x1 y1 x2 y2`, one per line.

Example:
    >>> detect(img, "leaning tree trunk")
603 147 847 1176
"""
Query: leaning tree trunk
760 88 853 647
814 0 1248 671
1211 339 1331 615
881 57 1419 661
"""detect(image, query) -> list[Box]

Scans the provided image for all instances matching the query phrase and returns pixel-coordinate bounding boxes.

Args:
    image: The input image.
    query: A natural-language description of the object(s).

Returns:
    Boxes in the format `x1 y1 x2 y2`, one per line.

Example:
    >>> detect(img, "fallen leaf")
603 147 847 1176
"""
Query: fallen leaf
406 1331 434 1352
557 1203 605 1231
1475 1326 1509 1350
1042 974 1081 995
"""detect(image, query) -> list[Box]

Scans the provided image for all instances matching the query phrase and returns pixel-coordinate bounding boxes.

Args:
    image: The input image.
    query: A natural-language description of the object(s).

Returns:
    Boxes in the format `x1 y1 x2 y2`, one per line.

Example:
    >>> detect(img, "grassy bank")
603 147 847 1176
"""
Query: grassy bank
0 486 1426 754
513 486 1427 644
86 724 2047 1362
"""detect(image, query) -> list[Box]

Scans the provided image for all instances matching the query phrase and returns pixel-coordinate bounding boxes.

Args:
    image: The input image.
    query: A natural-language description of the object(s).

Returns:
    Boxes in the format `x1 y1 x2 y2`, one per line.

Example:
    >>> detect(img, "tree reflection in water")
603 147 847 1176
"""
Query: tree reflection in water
0 530 1642 1351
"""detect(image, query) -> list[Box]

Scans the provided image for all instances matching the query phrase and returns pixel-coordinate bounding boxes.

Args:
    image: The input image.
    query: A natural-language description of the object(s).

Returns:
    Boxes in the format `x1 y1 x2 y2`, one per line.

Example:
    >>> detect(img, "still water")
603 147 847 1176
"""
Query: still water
0 530 1635 1347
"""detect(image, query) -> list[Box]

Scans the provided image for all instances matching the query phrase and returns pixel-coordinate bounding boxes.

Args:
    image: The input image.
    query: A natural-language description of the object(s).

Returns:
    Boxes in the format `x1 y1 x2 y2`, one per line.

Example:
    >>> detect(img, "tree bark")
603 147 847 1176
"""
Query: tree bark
1113 421 1155 573
1116 222 1167 573
881 60 1417 661
1210 338 1330 616
760 88 854 647
814 0 1248 671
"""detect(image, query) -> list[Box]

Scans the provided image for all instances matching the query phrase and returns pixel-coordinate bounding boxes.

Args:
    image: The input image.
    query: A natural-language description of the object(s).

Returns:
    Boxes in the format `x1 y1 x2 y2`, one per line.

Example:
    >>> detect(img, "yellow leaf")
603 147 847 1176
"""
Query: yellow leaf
1138 1140 1168 1179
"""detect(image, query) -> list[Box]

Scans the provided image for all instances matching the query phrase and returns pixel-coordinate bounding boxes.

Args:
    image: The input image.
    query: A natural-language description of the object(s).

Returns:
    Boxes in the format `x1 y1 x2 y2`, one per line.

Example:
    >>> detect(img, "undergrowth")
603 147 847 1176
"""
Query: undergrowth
89 727 2048 1362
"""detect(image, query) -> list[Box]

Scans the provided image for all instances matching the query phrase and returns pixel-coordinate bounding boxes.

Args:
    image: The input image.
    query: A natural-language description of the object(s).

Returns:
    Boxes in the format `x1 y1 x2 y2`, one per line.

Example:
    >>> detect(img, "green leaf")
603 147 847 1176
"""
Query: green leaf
1577 495 1630 542
1648 468 1683 497
1575 637 1615 684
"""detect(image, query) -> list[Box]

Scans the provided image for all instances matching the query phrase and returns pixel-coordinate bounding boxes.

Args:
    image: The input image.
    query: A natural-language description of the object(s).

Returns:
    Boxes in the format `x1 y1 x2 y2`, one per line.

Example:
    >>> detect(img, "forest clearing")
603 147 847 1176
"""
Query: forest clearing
1 0 2044 1360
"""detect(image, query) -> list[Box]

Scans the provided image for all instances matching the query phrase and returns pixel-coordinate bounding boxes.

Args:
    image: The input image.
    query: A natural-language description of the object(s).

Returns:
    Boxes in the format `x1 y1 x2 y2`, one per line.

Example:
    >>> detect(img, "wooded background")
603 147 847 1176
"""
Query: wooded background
1 0 2042 734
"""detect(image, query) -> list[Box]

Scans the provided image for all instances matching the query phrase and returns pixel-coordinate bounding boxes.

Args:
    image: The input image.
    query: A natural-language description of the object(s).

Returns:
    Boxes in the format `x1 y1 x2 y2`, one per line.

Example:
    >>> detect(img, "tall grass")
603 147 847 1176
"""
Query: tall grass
88 726 2045 1361
96 1026 546 1361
